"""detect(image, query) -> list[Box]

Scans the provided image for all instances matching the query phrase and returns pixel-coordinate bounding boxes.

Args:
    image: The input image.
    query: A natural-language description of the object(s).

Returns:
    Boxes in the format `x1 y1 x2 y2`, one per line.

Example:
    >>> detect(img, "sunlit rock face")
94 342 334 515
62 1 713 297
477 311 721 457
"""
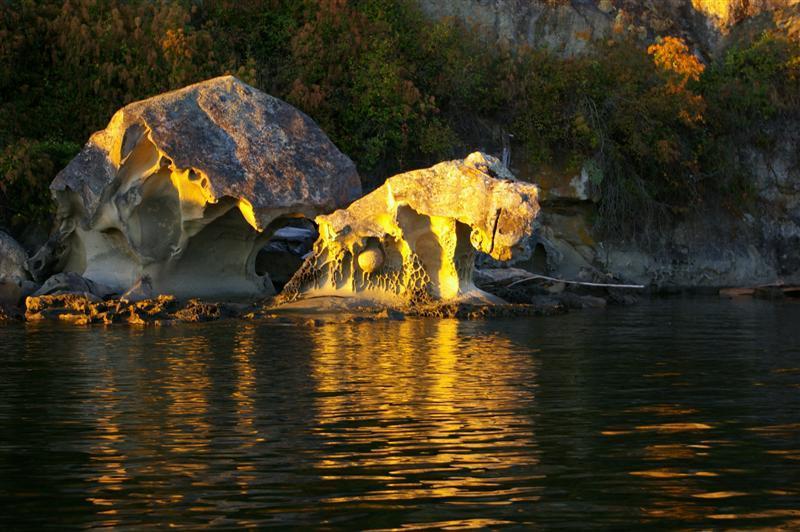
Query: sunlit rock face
281 152 540 306
32 76 361 298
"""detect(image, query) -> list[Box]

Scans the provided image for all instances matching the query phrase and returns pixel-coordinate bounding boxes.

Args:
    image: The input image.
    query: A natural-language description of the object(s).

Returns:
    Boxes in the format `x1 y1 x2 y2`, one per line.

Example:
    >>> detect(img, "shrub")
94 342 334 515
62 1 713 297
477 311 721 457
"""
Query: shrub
286 0 459 180
0 139 80 229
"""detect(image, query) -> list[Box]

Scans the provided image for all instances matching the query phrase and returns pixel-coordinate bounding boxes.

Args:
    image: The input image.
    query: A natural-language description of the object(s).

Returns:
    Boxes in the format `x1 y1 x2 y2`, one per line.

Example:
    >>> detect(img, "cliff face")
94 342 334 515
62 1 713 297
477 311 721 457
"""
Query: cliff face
474 121 800 290
418 0 799 56
420 0 800 288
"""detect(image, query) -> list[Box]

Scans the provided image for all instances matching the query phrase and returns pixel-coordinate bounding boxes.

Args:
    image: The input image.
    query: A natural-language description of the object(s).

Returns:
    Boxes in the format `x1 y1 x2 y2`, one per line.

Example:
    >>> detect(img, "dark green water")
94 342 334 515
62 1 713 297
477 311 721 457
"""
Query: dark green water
1 298 799 529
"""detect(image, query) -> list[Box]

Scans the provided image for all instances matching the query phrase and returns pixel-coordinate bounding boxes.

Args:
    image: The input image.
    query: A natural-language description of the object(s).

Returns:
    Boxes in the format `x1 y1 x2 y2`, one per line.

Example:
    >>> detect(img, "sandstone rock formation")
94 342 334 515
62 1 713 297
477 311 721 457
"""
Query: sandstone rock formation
30 76 361 298
255 223 317 289
281 152 540 305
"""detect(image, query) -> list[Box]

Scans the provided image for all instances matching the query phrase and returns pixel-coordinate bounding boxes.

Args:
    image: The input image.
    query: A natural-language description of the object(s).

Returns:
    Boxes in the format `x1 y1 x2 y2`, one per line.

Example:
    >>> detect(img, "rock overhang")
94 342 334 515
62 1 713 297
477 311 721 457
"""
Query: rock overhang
281 152 541 306
52 75 361 231
35 76 362 299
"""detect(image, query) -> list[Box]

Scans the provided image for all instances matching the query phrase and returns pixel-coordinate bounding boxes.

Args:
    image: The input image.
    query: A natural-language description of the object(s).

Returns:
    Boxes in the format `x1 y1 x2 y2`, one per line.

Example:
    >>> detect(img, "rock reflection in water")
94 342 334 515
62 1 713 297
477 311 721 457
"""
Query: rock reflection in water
1 299 799 529
308 319 540 512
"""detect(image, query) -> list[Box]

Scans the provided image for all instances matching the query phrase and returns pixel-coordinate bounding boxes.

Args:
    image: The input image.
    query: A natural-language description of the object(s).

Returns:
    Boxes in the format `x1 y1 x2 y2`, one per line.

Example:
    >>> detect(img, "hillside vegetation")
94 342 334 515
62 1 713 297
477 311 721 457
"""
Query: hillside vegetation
1 0 798 238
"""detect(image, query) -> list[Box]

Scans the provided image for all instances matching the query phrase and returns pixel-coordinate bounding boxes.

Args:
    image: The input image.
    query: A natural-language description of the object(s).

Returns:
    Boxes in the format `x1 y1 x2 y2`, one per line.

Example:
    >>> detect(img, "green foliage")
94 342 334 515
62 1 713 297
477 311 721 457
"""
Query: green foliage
1 0 798 239
0 0 251 231
0 139 80 227
491 38 712 236
285 0 458 177
703 31 800 131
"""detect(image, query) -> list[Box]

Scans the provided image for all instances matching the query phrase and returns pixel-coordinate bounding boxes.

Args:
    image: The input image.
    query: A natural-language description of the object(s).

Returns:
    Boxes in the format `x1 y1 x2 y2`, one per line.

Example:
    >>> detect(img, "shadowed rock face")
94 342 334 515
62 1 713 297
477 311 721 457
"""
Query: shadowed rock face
0 231 27 282
281 152 540 306
32 76 361 298
0 231 31 308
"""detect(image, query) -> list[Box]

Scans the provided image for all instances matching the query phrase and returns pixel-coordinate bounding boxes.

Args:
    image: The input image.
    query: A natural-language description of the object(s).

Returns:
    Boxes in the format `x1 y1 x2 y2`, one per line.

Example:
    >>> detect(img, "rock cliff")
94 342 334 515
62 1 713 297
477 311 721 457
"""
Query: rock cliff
30 76 361 299
419 0 799 56
495 121 800 289
421 0 800 290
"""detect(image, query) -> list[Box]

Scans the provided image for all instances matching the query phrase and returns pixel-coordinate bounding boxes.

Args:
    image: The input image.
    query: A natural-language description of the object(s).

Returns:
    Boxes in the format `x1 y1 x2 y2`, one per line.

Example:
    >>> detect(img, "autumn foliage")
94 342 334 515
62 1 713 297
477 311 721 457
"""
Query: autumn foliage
1 0 799 237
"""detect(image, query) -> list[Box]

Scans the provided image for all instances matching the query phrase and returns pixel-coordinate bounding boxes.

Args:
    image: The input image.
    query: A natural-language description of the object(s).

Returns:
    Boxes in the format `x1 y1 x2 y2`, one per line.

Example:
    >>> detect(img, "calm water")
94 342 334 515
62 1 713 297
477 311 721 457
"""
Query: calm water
1 298 799 529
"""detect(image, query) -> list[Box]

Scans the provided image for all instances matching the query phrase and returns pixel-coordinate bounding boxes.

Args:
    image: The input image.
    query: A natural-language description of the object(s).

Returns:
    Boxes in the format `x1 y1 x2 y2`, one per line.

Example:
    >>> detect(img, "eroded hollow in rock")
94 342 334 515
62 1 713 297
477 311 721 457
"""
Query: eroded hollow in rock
255 220 318 292
281 152 541 306
32 76 361 298
52 131 308 299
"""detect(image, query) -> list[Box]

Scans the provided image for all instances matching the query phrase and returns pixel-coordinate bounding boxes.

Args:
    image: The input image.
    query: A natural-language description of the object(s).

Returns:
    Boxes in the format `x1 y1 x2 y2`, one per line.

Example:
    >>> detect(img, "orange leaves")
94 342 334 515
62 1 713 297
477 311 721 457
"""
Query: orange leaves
648 36 705 86
162 28 192 62
647 37 707 127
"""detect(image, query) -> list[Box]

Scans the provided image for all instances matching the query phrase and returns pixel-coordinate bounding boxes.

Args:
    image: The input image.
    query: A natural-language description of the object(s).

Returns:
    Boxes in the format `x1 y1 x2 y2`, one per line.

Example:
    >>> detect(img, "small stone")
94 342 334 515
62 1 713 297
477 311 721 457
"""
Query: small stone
0 231 28 282
375 308 405 320
357 246 385 273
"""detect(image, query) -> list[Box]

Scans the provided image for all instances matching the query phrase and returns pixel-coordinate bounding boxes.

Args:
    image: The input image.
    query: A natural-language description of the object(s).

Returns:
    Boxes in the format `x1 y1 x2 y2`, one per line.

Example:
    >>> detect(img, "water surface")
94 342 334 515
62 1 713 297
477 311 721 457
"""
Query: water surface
1 298 799 529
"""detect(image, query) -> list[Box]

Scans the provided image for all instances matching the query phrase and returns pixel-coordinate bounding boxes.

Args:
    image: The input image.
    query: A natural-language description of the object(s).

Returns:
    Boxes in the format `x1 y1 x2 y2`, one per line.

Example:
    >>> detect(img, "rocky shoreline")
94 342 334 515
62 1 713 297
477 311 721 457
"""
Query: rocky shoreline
2 288 568 327
2 75 796 326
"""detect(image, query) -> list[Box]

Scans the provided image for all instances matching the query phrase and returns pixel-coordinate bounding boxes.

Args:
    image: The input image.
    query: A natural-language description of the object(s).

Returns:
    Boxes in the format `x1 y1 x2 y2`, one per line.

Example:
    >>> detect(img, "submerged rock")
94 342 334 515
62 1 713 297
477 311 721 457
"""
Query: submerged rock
30 75 361 299
281 152 540 306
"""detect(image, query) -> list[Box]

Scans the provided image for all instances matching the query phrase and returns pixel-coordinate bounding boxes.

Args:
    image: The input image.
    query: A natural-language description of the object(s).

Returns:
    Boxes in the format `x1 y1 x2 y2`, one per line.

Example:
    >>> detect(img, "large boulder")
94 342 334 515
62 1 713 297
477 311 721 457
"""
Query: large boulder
281 152 540 306
30 76 361 298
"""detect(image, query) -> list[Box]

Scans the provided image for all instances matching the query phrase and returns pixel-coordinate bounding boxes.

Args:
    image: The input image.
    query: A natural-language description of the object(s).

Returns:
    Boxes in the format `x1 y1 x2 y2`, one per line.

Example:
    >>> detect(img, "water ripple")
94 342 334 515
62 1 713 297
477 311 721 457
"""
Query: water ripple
0 299 798 528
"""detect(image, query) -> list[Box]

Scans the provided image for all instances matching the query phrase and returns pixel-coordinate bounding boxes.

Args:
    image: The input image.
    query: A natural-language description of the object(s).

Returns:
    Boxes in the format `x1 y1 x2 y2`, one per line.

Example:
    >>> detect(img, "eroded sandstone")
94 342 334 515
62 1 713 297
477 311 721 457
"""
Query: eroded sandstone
280 152 541 306
30 76 361 299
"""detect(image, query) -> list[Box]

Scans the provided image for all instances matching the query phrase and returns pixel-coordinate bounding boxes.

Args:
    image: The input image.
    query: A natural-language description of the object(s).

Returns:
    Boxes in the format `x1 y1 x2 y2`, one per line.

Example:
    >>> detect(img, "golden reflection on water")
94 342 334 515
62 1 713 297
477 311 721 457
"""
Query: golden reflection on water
603 395 800 525
163 335 212 455
80 331 219 520
308 318 541 505
231 322 260 495
602 396 739 523
49 308 799 529
84 363 127 527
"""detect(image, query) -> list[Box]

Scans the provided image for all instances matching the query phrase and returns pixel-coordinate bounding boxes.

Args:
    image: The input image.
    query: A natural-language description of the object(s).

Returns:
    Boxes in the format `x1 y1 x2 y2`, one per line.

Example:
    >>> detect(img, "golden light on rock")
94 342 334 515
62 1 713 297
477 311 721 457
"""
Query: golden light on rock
281 152 540 306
